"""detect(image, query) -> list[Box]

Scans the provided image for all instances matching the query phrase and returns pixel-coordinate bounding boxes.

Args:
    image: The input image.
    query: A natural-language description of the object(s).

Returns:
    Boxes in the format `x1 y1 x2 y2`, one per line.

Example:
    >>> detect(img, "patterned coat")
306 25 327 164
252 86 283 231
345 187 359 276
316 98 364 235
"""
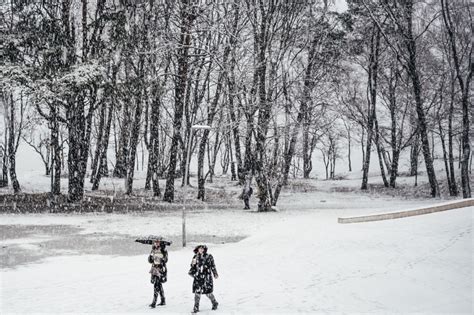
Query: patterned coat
188 252 218 294
149 246 168 283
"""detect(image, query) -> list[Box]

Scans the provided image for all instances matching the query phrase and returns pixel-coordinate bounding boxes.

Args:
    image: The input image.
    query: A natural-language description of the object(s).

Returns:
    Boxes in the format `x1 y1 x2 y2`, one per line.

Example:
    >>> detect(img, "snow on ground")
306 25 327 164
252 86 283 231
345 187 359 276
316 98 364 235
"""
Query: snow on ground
1 201 472 314
0 187 439 239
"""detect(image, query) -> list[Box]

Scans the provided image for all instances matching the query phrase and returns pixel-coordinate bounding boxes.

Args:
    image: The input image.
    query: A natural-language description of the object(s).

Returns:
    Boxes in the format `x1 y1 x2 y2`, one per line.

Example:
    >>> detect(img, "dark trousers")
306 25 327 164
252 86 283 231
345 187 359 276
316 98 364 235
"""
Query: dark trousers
151 277 165 305
243 197 250 209
194 292 217 310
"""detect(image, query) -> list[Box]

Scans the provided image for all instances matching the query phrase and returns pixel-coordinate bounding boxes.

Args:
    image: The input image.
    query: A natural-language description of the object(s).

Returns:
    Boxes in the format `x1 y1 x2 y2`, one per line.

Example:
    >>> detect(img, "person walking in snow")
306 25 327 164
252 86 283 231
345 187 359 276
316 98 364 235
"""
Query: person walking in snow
188 245 219 313
240 174 253 210
148 239 168 308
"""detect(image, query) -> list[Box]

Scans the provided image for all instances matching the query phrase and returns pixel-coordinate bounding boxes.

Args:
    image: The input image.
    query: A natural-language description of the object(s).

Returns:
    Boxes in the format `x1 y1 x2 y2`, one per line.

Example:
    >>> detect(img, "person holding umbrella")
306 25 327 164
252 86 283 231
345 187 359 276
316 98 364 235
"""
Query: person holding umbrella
148 239 168 308
188 244 219 313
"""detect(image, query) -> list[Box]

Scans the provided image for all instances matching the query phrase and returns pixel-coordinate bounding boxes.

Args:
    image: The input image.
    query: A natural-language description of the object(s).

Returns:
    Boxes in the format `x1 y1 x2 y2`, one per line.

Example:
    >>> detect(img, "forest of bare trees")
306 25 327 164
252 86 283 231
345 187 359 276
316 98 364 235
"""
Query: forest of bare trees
0 0 472 210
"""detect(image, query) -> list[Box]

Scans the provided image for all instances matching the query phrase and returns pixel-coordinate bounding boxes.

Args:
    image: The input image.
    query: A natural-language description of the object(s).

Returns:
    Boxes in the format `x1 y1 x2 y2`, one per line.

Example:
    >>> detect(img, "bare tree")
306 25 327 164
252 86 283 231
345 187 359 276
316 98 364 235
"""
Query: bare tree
1 91 24 193
440 0 472 198
163 0 198 202
361 0 440 197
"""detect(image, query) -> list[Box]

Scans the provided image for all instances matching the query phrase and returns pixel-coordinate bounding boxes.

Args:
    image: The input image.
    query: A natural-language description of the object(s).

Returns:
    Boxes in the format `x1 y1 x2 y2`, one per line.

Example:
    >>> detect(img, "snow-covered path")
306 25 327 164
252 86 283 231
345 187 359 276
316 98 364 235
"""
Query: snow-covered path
1 207 472 314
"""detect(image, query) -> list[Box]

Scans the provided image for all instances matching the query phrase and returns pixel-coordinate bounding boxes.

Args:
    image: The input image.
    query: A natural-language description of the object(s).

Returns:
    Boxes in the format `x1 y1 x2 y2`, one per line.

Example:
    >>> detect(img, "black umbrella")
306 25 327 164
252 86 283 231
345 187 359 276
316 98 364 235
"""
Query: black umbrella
135 235 172 246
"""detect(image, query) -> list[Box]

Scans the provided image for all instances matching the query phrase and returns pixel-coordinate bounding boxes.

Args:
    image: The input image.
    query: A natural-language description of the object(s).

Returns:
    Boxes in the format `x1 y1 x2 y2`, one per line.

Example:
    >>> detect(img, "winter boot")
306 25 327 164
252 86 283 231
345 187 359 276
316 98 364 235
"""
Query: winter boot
193 293 200 313
149 292 157 308
208 293 218 310
158 287 166 305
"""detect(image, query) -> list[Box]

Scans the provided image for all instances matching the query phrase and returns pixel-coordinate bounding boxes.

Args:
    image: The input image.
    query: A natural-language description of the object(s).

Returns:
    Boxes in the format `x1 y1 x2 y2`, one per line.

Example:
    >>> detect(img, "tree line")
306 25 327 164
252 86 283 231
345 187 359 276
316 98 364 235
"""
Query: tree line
0 0 472 210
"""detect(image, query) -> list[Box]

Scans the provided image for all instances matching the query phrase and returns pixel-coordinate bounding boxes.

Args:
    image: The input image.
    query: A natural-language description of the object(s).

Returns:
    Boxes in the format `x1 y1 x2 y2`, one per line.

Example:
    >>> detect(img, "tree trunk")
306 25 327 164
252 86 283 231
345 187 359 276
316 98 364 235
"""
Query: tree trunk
7 93 21 193
469 150 472 174
113 100 131 178
51 108 61 195
321 150 329 180
331 146 336 179
254 12 273 211
243 114 254 176
410 131 419 176
221 135 230 175
146 86 163 197
361 126 365 170
227 84 243 182
388 83 398 188
389 149 400 188
226 2 243 184
447 80 458 195
460 91 472 198
67 96 88 202
181 66 195 187
197 39 229 200
125 93 144 195
274 34 318 201
347 126 352 172
196 131 208 201
2 131 8 186
208 128 221 184
92 98 113 191
458 136 462 169
163 0 195 202
374 118 389 187
441 0 471 198
404 0 439 197
361 26 380 190
302 117 311 179
307 133 319 178
125 62 145 195
271 121 280 177
90 100 107 183
438 116 454 194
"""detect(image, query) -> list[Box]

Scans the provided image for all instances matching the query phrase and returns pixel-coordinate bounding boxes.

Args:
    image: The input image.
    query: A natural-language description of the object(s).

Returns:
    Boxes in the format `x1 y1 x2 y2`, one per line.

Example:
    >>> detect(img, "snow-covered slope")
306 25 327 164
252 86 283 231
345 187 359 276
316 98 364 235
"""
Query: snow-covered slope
2 206 472 314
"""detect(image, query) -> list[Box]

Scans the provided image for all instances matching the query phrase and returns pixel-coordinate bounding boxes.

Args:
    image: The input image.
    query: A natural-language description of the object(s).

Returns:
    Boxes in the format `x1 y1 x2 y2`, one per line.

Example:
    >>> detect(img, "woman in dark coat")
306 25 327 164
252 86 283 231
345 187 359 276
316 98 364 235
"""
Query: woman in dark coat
148 240 168 308
188 245 219 313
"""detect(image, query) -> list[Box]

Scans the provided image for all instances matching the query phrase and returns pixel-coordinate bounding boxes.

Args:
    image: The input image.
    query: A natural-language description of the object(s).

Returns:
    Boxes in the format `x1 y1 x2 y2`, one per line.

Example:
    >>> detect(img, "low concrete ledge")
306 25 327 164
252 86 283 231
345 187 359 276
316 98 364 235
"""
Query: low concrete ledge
338 198 474 224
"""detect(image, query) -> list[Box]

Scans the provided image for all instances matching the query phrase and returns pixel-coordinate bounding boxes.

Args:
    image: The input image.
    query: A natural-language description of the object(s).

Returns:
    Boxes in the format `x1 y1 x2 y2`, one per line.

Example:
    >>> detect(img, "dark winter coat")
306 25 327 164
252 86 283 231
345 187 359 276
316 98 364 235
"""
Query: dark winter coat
240 186 253 200
149 245 168 283
188 251 218 294
244 186 253 198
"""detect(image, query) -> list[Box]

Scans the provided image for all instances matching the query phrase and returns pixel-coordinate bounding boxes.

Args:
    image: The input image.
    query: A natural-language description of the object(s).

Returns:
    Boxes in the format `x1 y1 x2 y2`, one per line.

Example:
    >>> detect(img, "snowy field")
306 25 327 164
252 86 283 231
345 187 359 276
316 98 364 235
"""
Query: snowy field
1 189 472 314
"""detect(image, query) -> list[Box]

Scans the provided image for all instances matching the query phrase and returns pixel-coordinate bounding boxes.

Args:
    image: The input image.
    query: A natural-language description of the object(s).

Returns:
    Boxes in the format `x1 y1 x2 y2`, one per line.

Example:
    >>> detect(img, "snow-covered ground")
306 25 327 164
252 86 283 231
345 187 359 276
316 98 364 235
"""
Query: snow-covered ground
2 146 473 313
1 193 472 314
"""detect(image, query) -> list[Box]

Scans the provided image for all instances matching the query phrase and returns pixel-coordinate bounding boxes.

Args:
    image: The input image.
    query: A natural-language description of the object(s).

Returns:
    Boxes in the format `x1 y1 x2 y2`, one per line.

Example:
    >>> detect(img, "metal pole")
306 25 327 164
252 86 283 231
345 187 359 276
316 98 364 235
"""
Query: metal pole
182 125 211 247
183 129 194 247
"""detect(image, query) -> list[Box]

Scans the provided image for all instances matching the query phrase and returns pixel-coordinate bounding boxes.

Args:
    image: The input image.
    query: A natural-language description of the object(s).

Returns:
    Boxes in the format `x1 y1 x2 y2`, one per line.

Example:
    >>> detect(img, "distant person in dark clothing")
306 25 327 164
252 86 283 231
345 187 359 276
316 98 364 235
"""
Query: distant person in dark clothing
231 162 237 181
148 240 168 308
240 174 253 209
188 245 219 313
